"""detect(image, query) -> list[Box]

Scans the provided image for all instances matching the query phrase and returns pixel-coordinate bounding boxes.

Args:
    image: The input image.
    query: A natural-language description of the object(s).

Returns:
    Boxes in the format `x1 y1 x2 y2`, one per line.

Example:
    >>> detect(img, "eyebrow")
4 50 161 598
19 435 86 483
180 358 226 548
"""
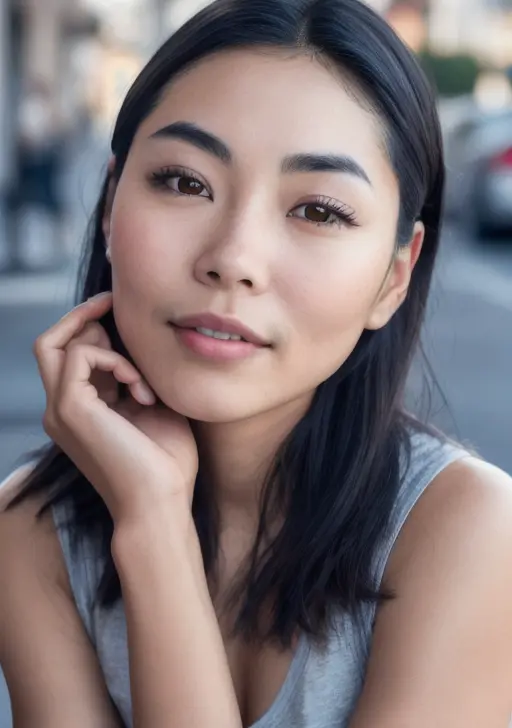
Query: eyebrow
150 121 372 186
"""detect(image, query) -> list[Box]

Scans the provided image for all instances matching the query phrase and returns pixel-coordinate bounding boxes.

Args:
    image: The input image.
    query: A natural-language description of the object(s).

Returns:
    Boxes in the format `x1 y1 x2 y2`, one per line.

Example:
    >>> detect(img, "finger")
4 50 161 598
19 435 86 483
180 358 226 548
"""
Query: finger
66 322 113 352
66 327 155 407
33 293 112 395
67 323 118 403
60 345 156 408
36 292 113 355
129 380 157 406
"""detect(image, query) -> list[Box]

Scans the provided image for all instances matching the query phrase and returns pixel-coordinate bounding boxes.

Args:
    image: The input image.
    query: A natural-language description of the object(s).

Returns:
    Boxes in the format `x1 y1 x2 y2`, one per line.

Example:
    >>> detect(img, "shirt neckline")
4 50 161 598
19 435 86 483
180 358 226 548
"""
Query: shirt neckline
249 632 311 728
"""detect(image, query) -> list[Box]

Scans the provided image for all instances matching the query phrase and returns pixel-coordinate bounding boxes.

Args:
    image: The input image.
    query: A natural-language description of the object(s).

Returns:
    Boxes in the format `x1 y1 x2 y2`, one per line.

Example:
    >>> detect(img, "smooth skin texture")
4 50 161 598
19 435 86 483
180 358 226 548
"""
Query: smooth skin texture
1 49 512 727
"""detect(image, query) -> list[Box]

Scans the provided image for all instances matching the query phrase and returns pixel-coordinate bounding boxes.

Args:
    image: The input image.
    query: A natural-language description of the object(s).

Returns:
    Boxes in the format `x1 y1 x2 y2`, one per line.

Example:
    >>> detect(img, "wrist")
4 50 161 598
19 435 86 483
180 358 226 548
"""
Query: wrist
111 505 205 582
109 472 195 529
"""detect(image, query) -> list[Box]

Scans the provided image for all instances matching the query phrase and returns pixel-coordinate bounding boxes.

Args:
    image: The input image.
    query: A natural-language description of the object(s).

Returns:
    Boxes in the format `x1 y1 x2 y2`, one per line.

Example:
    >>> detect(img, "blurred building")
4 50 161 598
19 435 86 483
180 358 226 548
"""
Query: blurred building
78 0 396 132
386 1 428 52
427 0 512 67
0 0 10 263
4 0 98 124
373 0 512 68
0 0 101 268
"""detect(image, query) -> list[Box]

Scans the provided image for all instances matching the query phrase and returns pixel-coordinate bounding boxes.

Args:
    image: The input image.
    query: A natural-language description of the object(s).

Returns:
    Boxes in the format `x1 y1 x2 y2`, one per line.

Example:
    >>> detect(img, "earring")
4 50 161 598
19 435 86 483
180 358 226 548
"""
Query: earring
106 245 112 263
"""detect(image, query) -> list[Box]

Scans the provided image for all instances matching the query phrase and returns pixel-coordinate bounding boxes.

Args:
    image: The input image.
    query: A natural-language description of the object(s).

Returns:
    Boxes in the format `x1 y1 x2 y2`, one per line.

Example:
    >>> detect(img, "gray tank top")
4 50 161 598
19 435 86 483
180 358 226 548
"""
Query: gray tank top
51 430 468 728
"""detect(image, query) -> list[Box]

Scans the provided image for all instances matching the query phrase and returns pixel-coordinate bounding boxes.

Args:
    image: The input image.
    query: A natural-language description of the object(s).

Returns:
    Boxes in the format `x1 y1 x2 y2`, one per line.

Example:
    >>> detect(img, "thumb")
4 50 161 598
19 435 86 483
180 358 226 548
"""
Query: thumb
119 401 199 490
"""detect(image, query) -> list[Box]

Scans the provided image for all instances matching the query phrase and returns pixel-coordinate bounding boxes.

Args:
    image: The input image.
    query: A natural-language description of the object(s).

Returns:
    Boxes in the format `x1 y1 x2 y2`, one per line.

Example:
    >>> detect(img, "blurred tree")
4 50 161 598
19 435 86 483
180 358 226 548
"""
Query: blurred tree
418 50 482 97
388 0 429 13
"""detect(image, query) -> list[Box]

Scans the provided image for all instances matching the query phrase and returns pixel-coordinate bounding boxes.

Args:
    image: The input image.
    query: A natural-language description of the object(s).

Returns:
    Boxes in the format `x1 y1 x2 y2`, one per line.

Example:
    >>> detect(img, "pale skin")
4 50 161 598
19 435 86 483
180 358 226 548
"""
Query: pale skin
1 48 512 728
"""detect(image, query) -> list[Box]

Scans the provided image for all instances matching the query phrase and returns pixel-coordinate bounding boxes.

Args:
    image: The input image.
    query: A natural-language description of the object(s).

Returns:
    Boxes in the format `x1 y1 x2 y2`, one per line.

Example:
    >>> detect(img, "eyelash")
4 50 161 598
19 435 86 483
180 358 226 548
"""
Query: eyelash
149 166 359 229
293 196 359 229
150 166 212 197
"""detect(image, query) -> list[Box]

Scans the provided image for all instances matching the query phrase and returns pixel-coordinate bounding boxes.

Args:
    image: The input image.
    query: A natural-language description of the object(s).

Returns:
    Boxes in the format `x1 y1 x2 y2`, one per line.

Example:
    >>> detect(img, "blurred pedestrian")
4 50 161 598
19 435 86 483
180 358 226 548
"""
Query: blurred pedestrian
8 78 68 270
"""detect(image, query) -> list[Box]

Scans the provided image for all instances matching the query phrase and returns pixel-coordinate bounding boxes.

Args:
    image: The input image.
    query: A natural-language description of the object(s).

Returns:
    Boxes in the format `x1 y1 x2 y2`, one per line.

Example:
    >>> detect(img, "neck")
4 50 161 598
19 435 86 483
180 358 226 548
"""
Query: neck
194 395 312 525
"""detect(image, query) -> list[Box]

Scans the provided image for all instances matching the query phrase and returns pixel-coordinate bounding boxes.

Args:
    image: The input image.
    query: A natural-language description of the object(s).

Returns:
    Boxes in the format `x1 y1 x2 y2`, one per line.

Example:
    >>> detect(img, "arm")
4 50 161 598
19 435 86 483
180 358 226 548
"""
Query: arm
111 507 242 728
0 474 122 728
349 457 512 728
27 293 241 727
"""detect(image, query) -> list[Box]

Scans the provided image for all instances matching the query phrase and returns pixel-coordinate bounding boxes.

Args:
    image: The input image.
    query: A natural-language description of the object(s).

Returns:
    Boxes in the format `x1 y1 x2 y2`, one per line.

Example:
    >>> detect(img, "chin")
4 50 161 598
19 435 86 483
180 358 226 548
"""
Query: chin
155 379 260 424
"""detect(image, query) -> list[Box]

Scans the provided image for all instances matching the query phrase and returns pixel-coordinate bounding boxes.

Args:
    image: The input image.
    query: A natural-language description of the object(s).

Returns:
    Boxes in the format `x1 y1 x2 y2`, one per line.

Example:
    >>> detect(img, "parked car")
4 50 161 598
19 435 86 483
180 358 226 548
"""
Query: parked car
473 139 512 235
443 107 512 236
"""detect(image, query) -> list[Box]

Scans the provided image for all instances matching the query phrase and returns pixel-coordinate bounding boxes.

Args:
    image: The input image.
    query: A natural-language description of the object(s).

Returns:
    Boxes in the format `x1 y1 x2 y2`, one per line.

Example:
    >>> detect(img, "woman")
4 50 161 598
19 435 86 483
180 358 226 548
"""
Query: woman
1 0 512 726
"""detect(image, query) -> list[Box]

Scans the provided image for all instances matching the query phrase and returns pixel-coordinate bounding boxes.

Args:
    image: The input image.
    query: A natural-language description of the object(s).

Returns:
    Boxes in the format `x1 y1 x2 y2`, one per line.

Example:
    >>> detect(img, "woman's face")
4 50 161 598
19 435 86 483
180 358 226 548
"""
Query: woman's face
105 49 423 423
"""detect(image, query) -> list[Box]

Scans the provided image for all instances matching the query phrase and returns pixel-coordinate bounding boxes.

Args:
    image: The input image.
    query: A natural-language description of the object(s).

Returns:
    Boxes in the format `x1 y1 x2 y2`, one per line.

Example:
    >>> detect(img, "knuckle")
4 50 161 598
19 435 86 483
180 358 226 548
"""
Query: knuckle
77 321 95 337
75 323 108 348
42 410 57 437
65 335 81 351
67 343 87 360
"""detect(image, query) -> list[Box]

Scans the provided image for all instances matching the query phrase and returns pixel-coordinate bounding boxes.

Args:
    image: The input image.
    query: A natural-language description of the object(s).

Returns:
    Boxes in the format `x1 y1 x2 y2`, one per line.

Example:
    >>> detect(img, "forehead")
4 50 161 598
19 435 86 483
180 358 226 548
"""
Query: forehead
137 49 394 187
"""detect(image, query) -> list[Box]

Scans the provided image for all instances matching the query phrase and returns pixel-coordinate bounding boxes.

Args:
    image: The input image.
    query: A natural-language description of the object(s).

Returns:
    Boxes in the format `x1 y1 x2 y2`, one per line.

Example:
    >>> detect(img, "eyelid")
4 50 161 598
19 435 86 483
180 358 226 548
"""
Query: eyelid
291 195 359 227
297 194 356 216
153 165 213 196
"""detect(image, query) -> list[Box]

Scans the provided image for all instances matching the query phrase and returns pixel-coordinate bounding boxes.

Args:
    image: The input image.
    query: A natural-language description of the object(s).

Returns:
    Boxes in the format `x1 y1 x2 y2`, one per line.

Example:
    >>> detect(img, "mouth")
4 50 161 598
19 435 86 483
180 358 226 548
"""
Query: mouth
171 313 270 347
169 313 271 362
185 326 248 342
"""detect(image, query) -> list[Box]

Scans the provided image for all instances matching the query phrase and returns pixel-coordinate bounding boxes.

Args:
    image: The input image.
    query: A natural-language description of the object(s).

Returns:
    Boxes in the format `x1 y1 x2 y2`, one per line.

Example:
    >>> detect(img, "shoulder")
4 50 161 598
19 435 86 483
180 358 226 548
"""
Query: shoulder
0 466 76 668
0 468 123 727
387 455 512 587
0 464 69 597
351 458 512 725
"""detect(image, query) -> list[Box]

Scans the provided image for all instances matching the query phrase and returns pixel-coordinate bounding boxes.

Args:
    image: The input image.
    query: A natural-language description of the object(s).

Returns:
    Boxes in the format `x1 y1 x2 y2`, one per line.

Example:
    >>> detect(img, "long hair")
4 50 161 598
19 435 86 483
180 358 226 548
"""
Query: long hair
9 0 445 648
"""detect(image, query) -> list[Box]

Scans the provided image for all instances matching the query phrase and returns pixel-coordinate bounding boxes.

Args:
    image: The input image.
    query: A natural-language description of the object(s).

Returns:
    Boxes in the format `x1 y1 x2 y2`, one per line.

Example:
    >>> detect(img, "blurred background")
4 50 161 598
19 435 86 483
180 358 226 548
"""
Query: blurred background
1 0 512 724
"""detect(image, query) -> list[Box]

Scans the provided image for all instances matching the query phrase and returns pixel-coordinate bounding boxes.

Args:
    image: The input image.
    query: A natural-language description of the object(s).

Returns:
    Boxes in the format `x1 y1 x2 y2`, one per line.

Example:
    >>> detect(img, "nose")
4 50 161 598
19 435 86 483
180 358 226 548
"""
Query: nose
193 212 271 294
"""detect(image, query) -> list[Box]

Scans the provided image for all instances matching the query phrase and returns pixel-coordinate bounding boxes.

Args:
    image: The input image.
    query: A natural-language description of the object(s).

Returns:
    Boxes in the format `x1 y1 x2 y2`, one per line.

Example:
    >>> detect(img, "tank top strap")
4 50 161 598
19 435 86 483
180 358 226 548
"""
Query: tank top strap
1 464 101 644
359 431 471 635
52 498 101 645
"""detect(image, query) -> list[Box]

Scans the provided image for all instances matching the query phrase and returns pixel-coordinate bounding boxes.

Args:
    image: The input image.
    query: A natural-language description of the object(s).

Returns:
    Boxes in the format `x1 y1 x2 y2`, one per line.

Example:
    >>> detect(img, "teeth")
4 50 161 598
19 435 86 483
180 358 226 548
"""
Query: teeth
196 327 243 341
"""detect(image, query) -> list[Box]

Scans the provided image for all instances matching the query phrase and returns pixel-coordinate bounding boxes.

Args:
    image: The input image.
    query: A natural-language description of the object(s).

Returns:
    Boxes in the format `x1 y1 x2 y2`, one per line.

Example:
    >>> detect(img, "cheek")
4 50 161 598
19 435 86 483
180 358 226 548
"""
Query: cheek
107 198 182 357
109 196 189 304
282 242 389 347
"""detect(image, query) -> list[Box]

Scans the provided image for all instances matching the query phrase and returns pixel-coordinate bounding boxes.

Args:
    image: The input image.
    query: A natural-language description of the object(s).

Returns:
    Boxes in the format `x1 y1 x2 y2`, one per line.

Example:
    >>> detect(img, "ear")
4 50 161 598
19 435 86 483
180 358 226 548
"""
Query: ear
102 156 118 246
365 221 425 331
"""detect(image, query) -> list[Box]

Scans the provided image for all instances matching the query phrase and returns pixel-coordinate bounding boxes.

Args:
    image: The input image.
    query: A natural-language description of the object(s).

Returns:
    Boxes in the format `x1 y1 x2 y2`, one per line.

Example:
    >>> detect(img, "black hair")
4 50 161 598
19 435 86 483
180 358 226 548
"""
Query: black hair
9 0 446 648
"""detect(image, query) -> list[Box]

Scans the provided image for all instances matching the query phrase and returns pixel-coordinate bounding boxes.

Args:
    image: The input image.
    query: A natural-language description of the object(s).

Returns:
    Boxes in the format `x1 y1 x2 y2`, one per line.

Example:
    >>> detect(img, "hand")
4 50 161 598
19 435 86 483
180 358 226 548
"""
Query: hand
34 292 199 524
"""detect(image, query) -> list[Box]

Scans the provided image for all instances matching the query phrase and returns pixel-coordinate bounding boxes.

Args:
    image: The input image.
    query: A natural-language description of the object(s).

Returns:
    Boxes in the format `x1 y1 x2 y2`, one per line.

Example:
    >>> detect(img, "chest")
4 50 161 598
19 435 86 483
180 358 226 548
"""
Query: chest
210 541 300 724
94 601 366 728
221 624 298 726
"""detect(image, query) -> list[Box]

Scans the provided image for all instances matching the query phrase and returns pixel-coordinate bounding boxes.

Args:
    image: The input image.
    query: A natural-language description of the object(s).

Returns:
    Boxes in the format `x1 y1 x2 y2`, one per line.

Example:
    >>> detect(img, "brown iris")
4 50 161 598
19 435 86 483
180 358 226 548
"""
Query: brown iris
304 204 330 223
177 177 205 195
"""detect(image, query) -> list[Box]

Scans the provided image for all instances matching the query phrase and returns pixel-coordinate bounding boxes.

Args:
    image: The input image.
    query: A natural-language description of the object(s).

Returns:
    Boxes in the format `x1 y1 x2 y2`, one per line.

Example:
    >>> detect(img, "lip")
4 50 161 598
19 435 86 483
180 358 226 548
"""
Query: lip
171 313 269 347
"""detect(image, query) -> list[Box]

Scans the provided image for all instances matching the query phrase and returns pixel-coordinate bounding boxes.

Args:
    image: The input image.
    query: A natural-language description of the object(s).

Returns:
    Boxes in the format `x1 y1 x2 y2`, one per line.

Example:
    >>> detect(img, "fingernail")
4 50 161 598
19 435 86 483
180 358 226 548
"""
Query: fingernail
87 291 112 303
137 382 156 405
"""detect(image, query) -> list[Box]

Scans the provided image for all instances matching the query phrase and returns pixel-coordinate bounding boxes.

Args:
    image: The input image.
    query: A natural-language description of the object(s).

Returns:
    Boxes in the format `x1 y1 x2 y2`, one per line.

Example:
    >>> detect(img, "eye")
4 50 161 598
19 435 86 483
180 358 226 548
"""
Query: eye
288 196 358 228
149 166 212 199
